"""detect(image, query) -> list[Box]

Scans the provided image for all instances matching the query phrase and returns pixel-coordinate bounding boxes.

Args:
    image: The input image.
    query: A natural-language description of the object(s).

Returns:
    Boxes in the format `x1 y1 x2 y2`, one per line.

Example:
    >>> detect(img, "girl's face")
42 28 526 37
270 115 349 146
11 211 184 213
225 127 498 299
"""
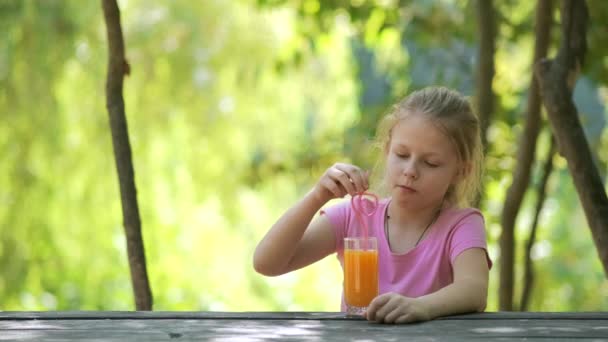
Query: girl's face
385 113 461 210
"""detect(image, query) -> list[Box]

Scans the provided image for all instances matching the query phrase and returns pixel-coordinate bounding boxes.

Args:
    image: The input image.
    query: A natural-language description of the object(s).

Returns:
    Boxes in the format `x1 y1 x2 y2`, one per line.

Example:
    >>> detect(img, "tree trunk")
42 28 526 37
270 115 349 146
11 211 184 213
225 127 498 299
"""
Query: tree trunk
101 0 153 311
536 0 608 276
475 0 497 153
499 0 554 311
520 136 556 311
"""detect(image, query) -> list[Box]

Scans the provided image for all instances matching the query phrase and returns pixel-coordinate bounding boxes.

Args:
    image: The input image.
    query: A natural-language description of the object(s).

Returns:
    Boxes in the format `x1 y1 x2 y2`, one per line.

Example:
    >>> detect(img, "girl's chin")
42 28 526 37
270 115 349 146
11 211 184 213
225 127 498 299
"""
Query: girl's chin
391 193 416 205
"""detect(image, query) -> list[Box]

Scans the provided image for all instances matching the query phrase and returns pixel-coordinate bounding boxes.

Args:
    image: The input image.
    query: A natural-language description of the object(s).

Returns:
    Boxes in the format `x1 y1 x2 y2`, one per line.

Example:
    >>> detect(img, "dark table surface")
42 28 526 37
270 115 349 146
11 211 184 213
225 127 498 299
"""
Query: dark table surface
1 311 607 341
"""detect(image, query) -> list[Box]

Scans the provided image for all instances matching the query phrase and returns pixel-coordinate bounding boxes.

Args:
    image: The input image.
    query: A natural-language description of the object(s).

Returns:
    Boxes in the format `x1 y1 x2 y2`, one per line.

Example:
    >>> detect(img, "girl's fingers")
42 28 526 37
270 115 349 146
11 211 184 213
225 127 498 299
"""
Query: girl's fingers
373 301 396 323
334 164 367 193
394 314 412 324
374 294 404 323
321 178 347 198
329 168 357 195
346 169 366 193
366 293 391 322
382 307 403 324
336 183 348 198
320 163 369 199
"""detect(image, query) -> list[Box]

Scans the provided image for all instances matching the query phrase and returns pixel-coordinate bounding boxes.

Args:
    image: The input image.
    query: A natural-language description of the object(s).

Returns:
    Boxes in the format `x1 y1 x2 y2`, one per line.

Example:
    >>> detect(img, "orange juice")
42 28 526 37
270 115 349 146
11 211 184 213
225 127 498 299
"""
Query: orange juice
344 248 378 307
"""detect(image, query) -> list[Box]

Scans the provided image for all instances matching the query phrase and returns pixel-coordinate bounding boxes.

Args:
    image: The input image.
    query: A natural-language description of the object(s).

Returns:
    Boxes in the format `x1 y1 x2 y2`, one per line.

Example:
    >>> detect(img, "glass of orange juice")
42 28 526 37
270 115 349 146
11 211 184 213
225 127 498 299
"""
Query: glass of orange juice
344 237 378 316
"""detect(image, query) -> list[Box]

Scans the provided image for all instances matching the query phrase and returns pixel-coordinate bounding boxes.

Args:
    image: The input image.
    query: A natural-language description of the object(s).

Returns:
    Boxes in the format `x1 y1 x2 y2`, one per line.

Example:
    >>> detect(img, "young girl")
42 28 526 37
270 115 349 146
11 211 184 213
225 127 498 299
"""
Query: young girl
253 86 492 324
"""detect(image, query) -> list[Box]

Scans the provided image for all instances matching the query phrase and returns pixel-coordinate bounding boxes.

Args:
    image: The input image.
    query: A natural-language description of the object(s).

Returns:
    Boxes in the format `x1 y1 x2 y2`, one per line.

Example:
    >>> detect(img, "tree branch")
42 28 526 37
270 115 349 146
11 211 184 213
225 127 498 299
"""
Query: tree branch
535 0 608 276
101 0 153 310
499 0 554 312
476 0 497 153
520 136 555 311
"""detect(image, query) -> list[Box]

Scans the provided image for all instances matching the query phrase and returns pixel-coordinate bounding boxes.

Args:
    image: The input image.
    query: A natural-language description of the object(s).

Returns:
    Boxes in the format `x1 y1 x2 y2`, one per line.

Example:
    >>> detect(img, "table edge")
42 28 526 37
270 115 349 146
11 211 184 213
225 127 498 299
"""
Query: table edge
1 311 607 321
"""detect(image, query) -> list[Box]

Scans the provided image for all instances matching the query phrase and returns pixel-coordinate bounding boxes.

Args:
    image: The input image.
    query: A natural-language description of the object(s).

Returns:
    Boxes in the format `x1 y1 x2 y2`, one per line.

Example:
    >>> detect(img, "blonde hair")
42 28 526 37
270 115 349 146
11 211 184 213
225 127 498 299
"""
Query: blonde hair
372 86 483 208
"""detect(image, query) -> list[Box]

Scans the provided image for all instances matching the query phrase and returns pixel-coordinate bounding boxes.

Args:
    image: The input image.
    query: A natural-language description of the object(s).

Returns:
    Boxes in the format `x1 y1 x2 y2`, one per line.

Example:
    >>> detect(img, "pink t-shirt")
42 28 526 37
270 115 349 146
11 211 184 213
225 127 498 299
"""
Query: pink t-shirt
321 198 492 311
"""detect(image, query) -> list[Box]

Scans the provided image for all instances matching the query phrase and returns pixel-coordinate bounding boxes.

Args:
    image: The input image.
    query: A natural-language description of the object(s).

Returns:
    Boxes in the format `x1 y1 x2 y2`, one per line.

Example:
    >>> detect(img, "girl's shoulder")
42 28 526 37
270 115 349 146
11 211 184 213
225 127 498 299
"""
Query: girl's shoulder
440 206 482 218
436 206 484 230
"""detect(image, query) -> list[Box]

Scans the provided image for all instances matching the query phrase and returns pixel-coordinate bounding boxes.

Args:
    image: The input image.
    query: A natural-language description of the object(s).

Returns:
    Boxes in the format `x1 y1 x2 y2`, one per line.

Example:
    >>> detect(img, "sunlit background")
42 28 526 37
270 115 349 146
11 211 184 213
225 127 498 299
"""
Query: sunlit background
1 0 607 311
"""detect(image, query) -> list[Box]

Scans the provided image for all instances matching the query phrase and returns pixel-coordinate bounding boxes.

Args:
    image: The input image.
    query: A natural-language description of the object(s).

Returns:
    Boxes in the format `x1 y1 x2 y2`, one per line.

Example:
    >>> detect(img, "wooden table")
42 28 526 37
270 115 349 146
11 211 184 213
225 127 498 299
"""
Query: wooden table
1 311 607 341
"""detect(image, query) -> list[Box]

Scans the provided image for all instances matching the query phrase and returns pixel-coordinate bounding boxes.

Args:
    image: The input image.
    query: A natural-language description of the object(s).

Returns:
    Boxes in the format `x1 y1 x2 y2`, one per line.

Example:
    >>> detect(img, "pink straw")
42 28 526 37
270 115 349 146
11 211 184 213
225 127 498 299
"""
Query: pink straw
350 191 379 248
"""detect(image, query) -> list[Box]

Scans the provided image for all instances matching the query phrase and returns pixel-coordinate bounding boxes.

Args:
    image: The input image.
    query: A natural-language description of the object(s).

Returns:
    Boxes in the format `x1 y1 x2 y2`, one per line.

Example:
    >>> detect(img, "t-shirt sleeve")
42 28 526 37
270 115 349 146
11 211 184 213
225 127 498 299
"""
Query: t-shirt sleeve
319 200 352 252
448 211 493 269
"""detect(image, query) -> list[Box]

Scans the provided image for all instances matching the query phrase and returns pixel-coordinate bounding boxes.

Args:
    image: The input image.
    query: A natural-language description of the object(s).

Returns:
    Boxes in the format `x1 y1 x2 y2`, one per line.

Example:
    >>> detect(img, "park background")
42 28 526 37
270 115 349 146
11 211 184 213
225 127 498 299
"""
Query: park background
1 0 607 312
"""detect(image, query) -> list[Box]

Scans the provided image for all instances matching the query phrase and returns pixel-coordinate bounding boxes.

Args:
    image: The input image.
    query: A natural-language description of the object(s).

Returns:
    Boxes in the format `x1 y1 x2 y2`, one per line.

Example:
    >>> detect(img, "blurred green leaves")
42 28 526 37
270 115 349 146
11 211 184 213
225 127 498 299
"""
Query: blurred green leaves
1 0 607 312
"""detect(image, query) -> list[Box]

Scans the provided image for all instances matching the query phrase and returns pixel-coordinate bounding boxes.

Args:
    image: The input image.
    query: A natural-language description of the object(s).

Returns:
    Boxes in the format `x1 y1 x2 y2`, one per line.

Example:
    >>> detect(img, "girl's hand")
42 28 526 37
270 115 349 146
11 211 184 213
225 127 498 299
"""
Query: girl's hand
312 163 369 203
365 292 431 324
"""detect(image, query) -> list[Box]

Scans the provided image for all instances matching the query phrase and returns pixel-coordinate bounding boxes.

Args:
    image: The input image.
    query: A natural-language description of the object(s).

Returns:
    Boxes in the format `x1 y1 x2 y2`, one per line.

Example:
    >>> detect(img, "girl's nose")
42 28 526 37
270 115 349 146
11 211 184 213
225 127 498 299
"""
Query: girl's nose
403 160 418 180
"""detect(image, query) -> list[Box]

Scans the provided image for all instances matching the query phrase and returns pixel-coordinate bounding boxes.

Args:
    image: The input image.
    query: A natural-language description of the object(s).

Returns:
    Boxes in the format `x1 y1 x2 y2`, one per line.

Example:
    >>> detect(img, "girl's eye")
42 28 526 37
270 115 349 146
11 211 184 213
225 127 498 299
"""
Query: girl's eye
397 153 409 159
426 161 439 168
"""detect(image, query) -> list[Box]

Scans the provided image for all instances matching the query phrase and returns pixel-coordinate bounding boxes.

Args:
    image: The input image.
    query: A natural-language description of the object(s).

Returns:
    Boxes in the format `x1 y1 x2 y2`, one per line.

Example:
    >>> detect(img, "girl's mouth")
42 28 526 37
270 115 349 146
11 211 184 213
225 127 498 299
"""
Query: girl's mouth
398 185 416 193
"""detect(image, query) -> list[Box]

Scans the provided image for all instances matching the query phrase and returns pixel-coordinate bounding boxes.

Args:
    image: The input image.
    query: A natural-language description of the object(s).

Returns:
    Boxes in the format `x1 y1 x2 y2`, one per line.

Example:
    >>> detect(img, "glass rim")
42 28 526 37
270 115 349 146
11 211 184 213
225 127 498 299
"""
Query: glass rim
344 236 378 250
344 236 377 241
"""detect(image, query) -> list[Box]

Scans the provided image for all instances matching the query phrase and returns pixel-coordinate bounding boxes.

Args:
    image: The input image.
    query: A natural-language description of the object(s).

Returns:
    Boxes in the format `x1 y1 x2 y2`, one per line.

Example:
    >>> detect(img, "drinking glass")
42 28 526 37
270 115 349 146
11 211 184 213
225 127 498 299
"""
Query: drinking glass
344 237 378 316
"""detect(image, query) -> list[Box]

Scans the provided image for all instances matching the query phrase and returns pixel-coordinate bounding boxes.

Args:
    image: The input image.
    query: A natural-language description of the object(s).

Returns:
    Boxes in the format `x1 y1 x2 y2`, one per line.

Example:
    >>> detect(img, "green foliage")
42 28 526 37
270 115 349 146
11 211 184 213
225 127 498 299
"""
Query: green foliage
1 0 607 312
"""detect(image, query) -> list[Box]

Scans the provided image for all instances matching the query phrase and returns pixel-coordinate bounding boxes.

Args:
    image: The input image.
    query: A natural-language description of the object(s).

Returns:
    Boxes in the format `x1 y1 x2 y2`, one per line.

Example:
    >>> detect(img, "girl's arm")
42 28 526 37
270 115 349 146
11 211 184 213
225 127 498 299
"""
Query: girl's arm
253 163 368 276
417 247 489 317
366 248 489 323
253 191 336 276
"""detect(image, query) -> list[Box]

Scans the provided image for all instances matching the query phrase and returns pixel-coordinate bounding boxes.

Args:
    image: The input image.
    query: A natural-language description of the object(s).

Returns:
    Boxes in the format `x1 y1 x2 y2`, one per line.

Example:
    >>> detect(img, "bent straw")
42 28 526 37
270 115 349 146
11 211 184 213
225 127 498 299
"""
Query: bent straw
350 191 379 249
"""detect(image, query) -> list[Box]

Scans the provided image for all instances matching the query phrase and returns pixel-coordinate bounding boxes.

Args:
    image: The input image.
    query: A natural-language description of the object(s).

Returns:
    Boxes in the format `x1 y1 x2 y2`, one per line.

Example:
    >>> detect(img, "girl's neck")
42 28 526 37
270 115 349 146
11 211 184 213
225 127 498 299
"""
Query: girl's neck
386 200 442 231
